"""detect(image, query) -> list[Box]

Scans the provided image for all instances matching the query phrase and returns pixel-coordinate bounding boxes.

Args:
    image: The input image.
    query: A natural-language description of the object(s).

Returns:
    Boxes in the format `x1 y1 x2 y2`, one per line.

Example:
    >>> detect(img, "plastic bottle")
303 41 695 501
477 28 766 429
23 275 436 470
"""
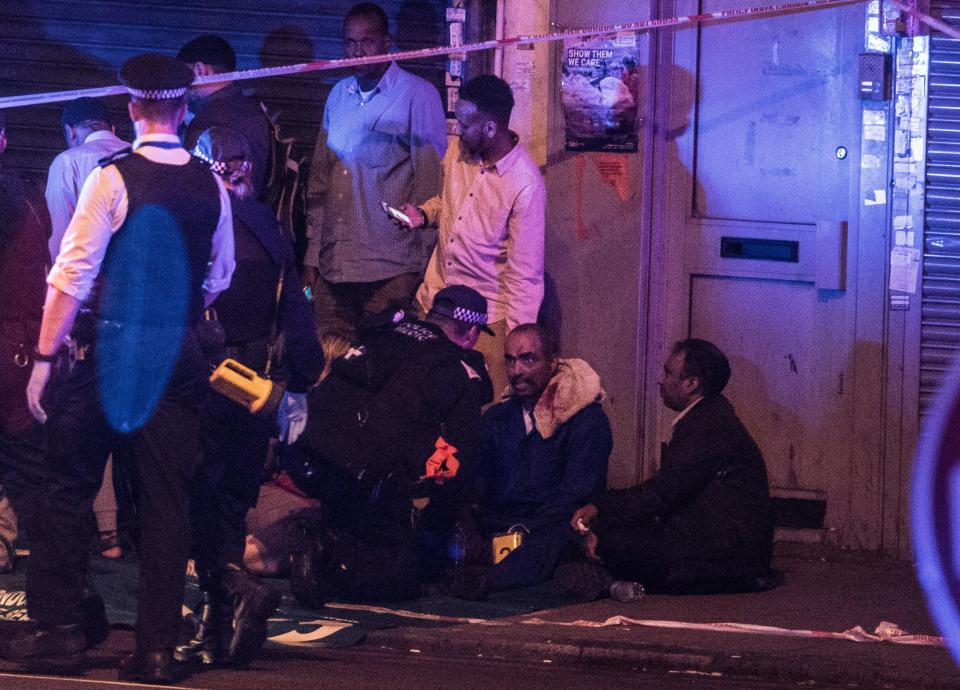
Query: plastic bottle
609 580 646 602
448 524 467 570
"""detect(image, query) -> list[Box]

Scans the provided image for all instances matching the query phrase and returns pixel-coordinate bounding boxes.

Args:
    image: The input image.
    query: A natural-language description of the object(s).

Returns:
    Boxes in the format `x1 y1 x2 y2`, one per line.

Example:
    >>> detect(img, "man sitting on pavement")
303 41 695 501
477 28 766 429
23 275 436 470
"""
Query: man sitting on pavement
281 285 492 604
450 323 612 599
563 338 773 599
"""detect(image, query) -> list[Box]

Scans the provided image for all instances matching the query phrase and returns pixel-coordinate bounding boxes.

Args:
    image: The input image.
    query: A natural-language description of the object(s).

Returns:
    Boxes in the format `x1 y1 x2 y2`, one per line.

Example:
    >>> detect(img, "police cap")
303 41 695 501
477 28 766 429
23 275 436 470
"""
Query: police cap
119 53 194 100
431 284 494 335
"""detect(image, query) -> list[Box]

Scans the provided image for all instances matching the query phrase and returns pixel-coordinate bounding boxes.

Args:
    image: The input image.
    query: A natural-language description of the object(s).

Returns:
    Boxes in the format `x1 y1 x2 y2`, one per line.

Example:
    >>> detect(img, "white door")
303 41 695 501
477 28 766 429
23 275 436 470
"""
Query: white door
652 0 886 548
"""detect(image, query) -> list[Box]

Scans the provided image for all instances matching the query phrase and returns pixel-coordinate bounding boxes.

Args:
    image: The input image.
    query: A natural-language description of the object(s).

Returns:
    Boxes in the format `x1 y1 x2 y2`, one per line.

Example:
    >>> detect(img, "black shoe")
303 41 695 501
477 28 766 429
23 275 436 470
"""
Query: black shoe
222 565 281 667
2 623 87 660
443 565 492 601
174 591 231 665
553 562 614 601
118 649 190 684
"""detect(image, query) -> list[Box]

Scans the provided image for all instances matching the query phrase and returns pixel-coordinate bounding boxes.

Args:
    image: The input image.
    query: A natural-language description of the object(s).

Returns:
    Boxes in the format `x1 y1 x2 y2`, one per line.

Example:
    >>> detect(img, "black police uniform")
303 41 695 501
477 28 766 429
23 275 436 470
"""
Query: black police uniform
35 151 222 655
184 85 272 199
285 317 492 602
190 193 322 592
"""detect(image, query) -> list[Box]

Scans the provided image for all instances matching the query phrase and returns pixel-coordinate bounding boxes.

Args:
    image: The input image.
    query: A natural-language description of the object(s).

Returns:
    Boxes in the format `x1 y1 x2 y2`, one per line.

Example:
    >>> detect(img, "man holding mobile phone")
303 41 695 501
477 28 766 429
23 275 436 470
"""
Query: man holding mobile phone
397 75 545 398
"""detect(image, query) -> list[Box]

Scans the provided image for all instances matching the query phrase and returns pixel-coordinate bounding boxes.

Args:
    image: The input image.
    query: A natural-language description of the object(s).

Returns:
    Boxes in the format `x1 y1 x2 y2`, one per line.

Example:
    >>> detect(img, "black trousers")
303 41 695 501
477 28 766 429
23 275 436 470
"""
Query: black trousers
595 524 672 592
0 332 60 619
34 333 202 651
190 387 272 588
289 452 423 601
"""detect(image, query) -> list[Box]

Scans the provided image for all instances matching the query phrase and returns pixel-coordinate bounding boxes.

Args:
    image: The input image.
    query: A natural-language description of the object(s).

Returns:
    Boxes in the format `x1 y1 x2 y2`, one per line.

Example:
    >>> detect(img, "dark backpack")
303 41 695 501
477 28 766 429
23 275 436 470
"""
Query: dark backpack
260 103 310 267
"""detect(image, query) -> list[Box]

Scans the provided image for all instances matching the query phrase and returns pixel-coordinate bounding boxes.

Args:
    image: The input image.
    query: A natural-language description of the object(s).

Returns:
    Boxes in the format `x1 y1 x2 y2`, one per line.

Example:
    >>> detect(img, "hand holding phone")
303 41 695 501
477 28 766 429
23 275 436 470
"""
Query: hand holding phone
381 200 412 226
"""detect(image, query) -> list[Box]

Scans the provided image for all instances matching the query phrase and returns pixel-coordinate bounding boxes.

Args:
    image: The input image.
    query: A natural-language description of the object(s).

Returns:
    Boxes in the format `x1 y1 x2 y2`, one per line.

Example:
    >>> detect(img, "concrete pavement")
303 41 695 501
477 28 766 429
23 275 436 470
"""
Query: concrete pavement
364 543 960 689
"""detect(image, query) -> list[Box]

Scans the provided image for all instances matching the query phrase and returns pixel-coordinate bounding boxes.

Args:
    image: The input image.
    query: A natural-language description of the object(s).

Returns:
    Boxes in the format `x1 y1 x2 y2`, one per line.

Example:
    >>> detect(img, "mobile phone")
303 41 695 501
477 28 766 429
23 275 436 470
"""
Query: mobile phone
380 200 412 225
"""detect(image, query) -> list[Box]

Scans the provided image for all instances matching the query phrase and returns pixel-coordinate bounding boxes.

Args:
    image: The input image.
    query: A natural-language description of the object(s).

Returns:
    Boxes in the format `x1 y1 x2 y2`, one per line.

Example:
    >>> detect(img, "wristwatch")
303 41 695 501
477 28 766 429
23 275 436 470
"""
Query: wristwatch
31 346 58 362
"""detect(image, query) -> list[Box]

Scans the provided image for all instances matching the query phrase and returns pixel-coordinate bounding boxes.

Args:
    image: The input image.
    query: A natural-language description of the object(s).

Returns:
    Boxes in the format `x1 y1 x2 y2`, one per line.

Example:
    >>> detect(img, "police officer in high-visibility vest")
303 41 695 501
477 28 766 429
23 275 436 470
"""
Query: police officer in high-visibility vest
5 54 235 685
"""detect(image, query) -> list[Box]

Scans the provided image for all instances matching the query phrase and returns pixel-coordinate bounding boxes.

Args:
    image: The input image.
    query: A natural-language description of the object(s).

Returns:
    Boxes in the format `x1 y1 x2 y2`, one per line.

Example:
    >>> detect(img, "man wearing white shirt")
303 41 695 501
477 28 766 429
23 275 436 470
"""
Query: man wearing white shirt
45 97 129 261
46 97 131 562
6 54 234 685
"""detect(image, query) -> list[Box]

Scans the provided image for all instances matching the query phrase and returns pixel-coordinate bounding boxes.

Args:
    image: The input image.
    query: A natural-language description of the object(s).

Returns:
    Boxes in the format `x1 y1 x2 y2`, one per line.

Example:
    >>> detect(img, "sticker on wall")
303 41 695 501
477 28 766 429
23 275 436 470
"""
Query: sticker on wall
889 246 920 294
562 35 641 152
864 189 887 205
591 154 631 202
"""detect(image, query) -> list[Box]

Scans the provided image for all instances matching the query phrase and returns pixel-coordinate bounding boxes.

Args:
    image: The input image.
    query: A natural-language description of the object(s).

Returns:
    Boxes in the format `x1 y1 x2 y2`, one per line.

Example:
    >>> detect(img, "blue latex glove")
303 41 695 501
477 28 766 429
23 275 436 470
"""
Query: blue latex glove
276 391 308 444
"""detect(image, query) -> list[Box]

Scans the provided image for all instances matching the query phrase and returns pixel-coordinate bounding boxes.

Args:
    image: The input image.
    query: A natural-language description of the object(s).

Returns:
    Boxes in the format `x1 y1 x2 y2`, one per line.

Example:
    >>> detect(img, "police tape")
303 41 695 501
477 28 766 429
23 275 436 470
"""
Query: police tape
889 0 960 39
0 0 865 111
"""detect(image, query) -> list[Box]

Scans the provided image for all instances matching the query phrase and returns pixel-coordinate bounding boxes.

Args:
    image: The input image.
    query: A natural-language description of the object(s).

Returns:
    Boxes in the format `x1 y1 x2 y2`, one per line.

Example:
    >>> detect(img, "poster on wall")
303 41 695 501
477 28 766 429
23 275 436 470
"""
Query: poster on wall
562 33 641 153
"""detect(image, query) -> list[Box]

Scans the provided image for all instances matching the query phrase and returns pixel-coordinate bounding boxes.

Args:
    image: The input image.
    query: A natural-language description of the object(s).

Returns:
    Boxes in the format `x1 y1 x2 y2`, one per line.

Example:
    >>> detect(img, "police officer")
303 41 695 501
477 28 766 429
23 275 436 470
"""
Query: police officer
176 126 323 667
284 285 493 604
6 54 235 685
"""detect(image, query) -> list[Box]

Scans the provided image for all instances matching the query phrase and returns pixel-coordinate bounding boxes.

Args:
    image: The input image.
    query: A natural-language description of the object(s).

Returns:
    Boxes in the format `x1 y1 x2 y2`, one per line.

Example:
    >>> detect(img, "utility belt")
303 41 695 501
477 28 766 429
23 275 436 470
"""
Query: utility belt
283 447 405 508
68 310 198 364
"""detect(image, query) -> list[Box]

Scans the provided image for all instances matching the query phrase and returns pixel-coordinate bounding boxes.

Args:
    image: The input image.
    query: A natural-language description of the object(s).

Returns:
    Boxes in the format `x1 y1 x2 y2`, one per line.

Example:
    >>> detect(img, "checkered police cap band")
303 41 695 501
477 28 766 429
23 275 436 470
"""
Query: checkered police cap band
191 146 227 175
191 146 251 180
126 86 189 100
453 306 488 326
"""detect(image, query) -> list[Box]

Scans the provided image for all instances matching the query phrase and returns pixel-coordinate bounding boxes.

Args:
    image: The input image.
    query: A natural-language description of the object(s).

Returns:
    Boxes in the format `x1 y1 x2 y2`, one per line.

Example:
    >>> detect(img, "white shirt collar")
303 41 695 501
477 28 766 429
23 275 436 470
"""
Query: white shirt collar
132 132 181 148
83 129 120 145
671 396 704 426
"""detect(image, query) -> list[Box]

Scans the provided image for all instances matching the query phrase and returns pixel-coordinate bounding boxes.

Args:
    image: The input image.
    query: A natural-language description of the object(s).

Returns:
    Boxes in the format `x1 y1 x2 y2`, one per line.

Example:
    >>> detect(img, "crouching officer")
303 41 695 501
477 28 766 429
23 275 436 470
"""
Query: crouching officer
175 126 323 667
283 285 493 604
7 54 235 685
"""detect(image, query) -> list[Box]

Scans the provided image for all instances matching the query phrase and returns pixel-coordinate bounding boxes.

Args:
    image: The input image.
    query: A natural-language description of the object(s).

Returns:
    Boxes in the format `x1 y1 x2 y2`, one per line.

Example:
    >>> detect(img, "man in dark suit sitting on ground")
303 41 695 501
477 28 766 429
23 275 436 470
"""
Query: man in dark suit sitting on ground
561 338 774 599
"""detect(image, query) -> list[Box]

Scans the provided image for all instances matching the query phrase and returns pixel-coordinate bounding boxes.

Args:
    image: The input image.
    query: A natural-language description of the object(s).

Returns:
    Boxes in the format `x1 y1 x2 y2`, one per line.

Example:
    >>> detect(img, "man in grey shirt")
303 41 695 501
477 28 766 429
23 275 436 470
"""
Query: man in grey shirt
44 97 128 261
303 2 446 341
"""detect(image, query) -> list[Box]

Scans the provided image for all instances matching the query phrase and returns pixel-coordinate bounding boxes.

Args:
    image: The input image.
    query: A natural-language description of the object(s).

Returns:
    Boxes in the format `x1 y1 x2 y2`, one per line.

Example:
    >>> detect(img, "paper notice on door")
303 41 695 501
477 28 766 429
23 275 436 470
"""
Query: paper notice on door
865 189 887 206
890 247 921 294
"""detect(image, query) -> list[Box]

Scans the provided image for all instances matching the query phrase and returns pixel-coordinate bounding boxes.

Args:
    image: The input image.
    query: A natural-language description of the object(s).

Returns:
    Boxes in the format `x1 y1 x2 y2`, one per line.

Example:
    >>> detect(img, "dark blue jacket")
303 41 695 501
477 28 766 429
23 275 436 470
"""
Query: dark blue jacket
215 194 323 393
477 397 611 534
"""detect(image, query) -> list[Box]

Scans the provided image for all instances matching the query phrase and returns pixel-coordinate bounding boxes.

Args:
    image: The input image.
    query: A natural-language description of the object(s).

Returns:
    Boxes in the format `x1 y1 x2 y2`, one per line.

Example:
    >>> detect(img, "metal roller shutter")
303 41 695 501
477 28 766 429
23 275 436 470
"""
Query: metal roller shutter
922 2 960 412
0 0 448 182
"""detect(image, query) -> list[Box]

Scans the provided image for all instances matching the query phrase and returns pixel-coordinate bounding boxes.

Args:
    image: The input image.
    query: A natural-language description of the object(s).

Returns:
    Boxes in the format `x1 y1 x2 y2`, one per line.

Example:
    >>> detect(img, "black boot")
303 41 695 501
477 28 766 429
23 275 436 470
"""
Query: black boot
173 591 231 665
3 590 109 660
222 564 281 667
119 649 190 684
